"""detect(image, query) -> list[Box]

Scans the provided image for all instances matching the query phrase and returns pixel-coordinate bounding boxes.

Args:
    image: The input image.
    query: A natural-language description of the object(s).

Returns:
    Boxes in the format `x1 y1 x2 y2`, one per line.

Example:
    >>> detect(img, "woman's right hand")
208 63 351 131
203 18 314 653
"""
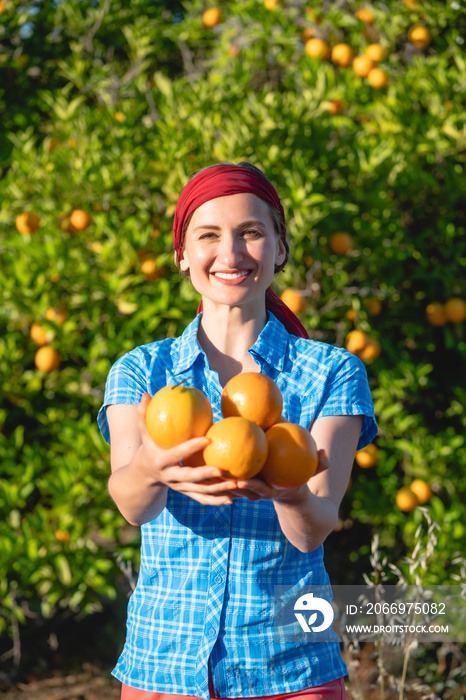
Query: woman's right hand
132 393 237 506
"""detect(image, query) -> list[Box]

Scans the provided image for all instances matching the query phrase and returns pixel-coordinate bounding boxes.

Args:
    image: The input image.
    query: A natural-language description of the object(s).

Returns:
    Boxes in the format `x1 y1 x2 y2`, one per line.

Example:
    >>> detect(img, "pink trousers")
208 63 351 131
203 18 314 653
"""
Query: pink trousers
121 670 346 700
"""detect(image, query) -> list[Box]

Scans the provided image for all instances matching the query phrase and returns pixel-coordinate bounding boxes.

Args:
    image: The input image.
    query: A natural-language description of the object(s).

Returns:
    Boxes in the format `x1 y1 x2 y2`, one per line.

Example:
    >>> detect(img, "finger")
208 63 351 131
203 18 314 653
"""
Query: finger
176 488 234 506
163 463 228 485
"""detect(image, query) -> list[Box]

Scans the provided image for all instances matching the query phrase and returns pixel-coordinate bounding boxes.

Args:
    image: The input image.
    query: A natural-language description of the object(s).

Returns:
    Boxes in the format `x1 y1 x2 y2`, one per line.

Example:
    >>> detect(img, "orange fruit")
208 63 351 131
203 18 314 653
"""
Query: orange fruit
326 99 344 115
365 43 385 62
221 372 283 431
302 28 314 43
331 43 354 67
45 308 67 325
355 443 378 468
409 479 432 505
346 309 357 321
355 8 375 24
345 330 368 355
30 322 54 346
368 67 388 88
115 111 125 121
69 209 91 232
15 212 40 234
280 288 306 314
304 38 330 60
55 529 70 542
408 25 431 48
203 417 268 479
426 303 447 326
444 298 466 323
395 486 419 512
260 423 318 488
264 0 278 8
330 232 353 254
146 384 213 449
35 346 60 371
358 336 381 362
202 8 222 28
365 298 382 316
352 55 375 77
404 0 419 6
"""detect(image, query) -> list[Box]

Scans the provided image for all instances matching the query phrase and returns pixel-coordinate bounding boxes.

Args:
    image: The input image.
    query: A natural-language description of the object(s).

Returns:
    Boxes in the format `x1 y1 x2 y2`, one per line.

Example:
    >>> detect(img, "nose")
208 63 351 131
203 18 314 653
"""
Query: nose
217 232 244 267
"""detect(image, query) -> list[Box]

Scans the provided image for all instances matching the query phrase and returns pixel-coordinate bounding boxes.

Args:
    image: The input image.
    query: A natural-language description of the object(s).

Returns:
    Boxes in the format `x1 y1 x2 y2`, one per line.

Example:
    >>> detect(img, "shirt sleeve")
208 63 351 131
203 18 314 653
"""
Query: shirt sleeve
97 348 148 445
316 351 377 450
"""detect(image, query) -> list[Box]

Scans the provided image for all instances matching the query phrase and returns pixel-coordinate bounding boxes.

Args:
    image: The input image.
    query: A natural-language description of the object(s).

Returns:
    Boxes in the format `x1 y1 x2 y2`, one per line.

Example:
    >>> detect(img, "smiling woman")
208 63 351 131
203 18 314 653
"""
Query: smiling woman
97 161 377 700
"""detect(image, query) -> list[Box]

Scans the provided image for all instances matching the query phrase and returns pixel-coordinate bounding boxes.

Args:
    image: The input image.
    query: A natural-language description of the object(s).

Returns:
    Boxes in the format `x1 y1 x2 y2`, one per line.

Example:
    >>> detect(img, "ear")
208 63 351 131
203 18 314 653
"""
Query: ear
276 238 286 265
179 255 190 272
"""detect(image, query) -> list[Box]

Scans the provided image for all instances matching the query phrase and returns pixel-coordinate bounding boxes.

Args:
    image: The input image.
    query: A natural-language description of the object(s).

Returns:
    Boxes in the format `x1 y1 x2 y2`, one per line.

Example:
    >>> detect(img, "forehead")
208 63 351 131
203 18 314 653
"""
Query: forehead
187 192 274 229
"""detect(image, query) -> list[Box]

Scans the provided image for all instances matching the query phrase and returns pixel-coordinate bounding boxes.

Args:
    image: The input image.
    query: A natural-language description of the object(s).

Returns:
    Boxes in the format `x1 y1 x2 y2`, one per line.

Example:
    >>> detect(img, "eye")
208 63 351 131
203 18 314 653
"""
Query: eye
198 231 218 240
243 229 263 238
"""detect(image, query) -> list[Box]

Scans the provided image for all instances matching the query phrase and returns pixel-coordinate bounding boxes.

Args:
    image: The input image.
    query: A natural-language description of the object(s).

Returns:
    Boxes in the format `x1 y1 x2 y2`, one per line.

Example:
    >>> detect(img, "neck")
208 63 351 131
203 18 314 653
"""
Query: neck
197 301 267 384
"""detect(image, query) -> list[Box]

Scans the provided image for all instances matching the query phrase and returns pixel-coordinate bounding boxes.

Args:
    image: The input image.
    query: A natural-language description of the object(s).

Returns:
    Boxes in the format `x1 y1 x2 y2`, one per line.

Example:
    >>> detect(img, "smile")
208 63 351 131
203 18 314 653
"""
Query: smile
212 271 252 280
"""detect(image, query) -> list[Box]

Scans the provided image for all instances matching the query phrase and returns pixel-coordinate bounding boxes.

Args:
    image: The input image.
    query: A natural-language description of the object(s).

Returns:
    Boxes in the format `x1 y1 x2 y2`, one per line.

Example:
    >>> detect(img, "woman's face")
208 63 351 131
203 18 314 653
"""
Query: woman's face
179 193 286 311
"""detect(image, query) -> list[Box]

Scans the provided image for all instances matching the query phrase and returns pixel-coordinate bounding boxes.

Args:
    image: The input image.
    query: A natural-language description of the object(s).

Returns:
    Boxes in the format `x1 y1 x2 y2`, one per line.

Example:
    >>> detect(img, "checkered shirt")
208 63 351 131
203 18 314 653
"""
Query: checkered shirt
98 312 377 698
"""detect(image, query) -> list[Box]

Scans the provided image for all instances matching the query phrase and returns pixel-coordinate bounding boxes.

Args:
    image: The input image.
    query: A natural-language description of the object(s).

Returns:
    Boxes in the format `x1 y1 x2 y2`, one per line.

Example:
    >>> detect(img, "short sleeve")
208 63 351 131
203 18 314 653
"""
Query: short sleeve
316 351 377 450
97 348 148 444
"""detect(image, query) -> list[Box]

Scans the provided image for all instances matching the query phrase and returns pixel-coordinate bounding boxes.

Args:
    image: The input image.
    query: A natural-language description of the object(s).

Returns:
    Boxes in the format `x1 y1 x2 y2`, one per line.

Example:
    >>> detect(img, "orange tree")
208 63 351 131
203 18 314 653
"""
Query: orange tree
0 0 465 664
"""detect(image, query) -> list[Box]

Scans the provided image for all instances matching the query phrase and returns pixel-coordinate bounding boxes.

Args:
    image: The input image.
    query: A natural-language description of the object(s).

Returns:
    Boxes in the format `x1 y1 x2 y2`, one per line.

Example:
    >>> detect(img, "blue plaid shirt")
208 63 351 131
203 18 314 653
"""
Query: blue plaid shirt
98 312 377 698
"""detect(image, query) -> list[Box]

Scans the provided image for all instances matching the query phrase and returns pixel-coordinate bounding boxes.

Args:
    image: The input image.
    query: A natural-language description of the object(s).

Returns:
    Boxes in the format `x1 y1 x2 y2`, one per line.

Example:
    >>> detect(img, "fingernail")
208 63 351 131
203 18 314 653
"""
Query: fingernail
223 499 232 505
321 449 327 459
212 470 222 477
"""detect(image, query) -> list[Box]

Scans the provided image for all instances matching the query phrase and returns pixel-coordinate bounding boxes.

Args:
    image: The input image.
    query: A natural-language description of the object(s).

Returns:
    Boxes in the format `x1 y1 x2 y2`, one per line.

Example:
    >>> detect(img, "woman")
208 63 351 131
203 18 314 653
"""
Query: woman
97 162 377 700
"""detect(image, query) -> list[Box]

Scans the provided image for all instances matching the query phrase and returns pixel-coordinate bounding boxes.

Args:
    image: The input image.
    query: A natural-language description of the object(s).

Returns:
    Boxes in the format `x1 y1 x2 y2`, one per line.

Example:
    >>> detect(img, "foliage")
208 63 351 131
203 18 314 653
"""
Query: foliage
1 0 465 667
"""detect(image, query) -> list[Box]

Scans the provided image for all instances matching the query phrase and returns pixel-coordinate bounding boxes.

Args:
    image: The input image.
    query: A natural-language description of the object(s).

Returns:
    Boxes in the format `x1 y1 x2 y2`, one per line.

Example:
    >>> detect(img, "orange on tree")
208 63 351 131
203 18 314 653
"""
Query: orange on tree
358 336 381 362
15 212 40 234
409 479 433 505
355 8 375 24
202 8 222 28
30 322 54 346
34 346 60 371
352 55 375 78
203 417 268 479
331 44 354 67
426 302 447 326
444 297 466 323
302 28 314 43
115 111 125 121
365 298 382 316
395 486 419 512
345 329 368 355
355 443 378 468
145 383 213 449
408 25 431 48
330 232 353 254
55 529 70 543
260 422 318 488
221 372 283 431
264 0 278 9
304 38 330 60
280 288 306 315
365 43 385 62
367 67 388 88
326 99 344 115
46 308 67 325
69 208 91 232
141 258 165 281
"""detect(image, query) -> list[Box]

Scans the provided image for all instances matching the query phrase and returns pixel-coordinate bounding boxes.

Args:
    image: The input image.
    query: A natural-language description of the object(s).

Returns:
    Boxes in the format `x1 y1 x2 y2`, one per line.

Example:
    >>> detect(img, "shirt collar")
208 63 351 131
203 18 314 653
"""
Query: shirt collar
173 311 289 375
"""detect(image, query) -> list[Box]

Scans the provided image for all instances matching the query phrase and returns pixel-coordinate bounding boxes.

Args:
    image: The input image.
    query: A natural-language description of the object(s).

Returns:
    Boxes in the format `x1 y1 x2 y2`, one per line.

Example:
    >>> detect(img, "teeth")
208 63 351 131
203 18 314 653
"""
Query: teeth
214 271 249 280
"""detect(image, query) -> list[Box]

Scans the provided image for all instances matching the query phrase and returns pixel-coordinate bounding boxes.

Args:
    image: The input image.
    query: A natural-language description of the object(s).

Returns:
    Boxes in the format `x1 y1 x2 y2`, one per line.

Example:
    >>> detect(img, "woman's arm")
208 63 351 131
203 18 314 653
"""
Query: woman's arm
235 414 364 553
107 395 238 526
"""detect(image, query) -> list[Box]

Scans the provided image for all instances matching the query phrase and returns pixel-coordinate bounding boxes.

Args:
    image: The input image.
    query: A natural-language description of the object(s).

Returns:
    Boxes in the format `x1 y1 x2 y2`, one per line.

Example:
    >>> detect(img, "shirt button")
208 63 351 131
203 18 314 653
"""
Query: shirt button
214 575 224 583
208 628 216 636
219 526 228 534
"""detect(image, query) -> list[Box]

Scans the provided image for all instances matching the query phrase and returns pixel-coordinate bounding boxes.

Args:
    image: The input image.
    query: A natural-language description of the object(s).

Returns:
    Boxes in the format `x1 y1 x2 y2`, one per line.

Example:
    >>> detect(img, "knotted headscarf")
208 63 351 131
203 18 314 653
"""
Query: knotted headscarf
173 163 309 339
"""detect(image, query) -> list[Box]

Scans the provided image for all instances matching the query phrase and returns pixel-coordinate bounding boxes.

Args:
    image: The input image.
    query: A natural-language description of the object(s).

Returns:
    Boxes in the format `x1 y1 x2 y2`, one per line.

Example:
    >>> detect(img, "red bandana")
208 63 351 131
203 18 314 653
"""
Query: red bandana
173 164 309 339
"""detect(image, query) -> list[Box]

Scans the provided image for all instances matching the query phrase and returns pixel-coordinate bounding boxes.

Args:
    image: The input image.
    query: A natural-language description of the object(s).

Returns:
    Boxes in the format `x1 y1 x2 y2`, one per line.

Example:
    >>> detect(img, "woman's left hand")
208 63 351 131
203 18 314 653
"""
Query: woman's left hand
223 448 330 503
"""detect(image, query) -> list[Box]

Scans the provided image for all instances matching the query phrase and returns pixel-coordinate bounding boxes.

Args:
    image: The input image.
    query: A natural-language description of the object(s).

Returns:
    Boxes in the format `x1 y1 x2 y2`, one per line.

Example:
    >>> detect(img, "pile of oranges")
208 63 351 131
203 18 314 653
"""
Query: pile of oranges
145 374 318 488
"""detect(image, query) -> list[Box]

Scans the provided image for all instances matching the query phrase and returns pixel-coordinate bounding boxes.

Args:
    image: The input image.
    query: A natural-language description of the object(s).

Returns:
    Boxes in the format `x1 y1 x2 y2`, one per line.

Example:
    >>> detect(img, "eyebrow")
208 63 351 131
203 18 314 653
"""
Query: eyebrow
193 219 269 232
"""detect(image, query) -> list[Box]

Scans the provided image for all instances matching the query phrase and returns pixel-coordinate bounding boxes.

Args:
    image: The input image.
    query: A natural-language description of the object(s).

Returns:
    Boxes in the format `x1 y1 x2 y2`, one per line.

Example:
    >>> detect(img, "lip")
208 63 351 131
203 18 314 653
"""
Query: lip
211 269 253 285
